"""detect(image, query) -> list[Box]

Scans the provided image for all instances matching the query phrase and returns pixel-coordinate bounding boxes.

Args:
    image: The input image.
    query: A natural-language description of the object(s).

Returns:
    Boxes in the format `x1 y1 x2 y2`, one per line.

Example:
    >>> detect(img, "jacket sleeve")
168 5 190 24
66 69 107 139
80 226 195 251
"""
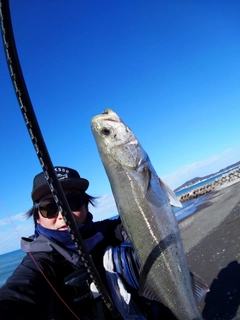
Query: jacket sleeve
95 216 129 242
0 252 60 320
113 217 131 242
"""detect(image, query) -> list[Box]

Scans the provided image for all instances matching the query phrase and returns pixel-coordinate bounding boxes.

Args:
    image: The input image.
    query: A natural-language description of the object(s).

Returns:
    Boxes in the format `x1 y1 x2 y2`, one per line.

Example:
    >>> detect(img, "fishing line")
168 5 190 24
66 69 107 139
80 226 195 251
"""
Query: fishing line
0 0 119 318
0 199 81 320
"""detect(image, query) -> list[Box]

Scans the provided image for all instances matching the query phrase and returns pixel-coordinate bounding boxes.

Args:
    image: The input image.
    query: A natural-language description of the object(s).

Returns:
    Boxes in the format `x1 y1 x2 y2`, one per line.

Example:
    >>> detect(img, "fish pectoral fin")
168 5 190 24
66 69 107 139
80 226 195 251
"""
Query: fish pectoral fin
138 274 162 303
138 272 209 305
141 165 152 193
190 271 210 303
159 178 182 208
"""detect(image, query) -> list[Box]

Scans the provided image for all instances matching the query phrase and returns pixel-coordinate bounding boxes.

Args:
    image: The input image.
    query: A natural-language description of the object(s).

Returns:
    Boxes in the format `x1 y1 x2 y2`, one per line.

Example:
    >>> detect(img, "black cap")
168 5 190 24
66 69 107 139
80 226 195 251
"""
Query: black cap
31 166 89 202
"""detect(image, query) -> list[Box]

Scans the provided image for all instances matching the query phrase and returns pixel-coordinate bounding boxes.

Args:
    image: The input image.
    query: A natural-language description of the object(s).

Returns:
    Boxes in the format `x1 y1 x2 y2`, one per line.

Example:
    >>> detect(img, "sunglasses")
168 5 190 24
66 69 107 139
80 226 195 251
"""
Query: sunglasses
35 193 85 219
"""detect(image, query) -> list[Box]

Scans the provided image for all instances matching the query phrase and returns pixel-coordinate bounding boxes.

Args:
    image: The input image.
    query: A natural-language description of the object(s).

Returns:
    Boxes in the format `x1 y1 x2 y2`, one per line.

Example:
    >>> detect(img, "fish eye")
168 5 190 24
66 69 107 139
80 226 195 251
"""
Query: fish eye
101 128 110 135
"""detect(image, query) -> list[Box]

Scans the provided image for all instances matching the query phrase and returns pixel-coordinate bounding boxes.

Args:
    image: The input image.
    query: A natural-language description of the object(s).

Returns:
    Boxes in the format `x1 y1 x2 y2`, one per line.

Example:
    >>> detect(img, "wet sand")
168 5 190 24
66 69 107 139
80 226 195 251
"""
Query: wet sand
179 180 240 319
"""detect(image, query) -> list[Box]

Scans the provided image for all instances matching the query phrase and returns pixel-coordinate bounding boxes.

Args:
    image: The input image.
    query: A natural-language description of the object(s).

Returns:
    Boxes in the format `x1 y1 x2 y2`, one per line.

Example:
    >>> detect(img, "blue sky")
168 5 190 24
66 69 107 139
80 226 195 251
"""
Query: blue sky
0 0 240 254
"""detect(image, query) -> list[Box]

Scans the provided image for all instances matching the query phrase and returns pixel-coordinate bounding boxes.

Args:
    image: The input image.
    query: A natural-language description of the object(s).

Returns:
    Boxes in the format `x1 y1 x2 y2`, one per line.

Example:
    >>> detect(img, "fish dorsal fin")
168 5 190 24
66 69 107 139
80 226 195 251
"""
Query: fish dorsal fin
159 178 182 208
190 272 210 303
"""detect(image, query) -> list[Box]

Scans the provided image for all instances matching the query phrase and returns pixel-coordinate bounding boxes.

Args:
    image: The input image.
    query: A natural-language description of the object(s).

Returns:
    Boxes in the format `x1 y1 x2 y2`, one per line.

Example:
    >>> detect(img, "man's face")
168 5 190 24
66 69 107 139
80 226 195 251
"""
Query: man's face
36 189 88 230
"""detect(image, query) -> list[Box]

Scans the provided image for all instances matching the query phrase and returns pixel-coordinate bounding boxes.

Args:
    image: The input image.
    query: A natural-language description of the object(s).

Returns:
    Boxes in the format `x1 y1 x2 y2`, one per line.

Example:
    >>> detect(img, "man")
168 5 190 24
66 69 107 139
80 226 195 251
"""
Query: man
0 166 125 320
0 166 175 320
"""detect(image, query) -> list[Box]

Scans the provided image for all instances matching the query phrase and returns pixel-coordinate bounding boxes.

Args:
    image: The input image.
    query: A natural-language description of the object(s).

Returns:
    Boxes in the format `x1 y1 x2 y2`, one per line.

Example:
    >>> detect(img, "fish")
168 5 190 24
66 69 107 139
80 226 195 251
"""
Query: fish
91 108 209 320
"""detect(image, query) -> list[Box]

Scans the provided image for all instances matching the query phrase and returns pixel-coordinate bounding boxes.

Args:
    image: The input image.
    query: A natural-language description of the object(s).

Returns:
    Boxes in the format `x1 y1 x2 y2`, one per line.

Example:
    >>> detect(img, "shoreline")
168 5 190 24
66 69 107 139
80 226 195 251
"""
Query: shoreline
179 180 240 319
178 167 240 202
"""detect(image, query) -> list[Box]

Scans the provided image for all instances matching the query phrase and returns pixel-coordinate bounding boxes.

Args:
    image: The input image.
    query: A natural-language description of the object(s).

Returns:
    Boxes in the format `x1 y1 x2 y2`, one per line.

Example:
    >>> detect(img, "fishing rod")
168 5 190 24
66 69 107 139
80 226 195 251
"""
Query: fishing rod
0 0 119 318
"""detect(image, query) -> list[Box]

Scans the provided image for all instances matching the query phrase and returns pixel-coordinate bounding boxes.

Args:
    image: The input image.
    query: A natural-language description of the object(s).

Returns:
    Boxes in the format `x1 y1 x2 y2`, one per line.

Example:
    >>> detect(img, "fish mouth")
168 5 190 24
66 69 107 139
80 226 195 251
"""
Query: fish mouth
92 109 120 123
91 109 121 135
99 108 121 123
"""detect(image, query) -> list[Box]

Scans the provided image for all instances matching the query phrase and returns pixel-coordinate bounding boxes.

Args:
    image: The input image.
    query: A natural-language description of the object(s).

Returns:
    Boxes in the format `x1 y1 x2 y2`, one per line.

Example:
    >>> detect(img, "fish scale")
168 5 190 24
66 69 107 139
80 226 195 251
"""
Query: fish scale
91 108 208 320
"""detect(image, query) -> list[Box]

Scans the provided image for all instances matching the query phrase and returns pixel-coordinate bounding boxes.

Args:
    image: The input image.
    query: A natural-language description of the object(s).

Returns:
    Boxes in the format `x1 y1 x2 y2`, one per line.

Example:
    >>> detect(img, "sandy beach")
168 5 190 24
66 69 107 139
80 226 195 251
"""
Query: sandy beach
179 180 240 319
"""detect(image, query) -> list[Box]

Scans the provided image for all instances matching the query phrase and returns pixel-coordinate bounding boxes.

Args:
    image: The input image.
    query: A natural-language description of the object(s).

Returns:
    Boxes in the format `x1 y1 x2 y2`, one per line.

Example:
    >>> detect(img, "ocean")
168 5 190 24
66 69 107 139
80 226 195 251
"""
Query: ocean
0 168 235 288
0 249 26 287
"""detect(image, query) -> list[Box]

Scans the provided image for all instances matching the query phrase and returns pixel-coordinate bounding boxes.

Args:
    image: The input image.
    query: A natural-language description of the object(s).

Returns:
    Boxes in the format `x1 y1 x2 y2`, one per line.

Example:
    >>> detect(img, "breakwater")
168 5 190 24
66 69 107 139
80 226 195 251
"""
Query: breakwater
178 167 240 203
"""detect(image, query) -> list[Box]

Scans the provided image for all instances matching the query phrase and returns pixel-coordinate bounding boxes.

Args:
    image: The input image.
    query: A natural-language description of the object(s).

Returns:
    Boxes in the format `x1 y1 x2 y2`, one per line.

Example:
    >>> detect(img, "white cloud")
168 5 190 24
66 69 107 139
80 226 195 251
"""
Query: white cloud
0 218 8 227
0 215 34 254
0 227 20 253
0 212 27 227
91 194 118 221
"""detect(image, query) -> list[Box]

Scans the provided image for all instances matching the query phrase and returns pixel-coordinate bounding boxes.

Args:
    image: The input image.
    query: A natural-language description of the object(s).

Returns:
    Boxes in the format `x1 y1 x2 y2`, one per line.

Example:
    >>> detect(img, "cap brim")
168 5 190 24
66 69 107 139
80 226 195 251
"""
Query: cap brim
32 178 89 202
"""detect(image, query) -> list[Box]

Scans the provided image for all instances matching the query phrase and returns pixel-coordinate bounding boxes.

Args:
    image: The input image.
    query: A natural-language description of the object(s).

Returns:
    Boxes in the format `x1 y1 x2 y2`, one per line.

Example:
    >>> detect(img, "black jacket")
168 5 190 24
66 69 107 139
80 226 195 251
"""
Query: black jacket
0 217 124 320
